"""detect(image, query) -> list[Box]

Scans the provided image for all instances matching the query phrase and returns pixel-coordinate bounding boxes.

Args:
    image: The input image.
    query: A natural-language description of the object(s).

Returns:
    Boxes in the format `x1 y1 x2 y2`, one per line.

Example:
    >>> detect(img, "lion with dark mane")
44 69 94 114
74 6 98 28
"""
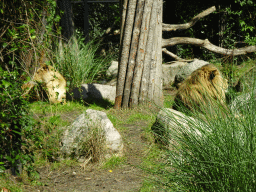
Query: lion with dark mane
173 64 228 114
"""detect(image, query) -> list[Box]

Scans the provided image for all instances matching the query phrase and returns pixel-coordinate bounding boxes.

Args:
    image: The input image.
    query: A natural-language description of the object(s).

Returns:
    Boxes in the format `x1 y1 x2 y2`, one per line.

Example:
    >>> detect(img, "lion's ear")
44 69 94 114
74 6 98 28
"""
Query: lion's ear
209 70 217 80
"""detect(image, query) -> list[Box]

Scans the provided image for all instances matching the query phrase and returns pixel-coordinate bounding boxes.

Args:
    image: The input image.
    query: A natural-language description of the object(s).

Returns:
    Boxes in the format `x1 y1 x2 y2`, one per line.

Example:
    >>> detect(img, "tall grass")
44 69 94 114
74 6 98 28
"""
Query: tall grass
54 35 112 89
156 89 256 191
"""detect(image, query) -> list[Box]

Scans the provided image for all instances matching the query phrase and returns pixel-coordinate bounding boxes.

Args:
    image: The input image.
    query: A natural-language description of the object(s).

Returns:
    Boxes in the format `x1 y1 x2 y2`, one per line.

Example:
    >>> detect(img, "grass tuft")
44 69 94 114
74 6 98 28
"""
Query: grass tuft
54 35 113 89
101 156 126 169
155 89 256 191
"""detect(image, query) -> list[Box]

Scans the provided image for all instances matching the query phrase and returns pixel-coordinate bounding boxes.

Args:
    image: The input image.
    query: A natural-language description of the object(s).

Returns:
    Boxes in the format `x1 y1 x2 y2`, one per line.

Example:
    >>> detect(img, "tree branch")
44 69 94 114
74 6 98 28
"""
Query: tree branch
162 37 256 56
162 6 216 31
162 48 185 61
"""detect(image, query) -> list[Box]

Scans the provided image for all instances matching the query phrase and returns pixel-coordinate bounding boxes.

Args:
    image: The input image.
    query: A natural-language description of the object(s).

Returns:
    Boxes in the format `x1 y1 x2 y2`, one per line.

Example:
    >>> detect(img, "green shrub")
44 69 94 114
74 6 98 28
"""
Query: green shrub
0 67 34 174
54 35 113 90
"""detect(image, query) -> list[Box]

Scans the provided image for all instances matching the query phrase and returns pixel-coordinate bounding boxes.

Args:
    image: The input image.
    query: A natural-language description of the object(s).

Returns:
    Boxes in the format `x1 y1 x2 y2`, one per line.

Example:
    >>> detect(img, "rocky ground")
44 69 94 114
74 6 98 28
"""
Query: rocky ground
23 121 151 192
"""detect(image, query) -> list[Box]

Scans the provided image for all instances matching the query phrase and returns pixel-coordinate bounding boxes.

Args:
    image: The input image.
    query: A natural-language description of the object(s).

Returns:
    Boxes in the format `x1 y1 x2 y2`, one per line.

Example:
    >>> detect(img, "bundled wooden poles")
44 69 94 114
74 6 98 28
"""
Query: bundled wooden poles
115 0 163 109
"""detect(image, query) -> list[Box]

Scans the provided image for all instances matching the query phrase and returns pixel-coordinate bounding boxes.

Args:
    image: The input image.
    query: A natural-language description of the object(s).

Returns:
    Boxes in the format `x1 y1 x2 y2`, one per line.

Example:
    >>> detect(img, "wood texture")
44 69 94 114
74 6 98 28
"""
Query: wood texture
122 0 145 108
114 0 137 109
130 0 153 107
115 0 163 109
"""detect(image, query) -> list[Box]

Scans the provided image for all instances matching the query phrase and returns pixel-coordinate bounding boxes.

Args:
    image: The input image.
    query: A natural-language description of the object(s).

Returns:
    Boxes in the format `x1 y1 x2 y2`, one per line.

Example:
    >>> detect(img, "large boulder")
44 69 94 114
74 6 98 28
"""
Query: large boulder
105 60 189 87
162 61 187 86
104 59 209 88
173 59 209 88
106 61 119 78
152 108 208 147
69 83 116 102
230 89 256 115
61 109 123 160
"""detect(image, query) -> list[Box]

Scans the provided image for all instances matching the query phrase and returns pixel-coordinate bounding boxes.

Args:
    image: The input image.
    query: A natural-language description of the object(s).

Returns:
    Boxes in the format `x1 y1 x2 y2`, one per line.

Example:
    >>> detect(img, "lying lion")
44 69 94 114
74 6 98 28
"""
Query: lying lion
22 64 66 104
173 64 228 114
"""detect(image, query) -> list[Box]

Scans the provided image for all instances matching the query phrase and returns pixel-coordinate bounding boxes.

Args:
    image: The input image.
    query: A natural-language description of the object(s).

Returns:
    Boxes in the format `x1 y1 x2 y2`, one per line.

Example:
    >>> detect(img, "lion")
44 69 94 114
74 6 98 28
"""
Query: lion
172 64 228 115
22 64 66 104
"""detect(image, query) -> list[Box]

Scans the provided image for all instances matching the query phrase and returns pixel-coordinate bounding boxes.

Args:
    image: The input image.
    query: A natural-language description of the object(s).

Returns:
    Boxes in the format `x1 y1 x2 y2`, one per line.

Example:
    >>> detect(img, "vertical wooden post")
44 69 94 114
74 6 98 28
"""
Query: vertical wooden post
115 0 163 109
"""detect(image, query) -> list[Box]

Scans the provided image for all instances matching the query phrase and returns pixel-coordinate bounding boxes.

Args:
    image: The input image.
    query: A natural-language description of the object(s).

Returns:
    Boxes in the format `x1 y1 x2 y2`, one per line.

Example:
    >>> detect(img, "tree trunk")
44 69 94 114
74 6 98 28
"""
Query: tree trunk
115 0 163 109
58 0 75 41
83 0 90 42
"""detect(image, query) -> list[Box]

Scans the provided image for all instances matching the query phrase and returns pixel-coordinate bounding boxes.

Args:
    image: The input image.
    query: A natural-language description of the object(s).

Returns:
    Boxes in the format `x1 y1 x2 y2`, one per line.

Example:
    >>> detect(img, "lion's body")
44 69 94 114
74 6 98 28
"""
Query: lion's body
22 64 66 104
173 64 228 113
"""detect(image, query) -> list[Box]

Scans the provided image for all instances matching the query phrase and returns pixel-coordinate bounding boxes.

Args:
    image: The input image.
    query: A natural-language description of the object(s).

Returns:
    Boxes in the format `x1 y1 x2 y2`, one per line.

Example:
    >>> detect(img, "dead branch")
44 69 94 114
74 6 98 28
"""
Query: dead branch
162 37 256 56
162 6 216 31
162 48 186 61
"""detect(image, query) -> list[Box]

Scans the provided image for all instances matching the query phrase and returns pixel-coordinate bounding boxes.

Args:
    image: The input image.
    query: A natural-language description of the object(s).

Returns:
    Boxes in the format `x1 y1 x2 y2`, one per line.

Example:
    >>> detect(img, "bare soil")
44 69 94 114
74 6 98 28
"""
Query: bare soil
5 89 177 192
22 114 155 192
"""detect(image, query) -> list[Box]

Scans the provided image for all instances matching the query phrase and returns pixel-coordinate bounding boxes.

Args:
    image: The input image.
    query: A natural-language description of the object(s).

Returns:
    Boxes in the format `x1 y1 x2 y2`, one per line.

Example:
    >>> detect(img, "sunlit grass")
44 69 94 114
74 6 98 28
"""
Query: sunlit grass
28 101 88 114
153 89 256 191
0 176 23 192
54 35 113 89
101 156 127 169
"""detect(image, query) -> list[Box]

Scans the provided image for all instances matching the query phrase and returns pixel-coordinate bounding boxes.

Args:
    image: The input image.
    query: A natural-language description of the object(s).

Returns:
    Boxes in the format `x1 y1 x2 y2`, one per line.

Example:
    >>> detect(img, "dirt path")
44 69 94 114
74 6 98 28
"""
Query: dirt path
23 119 151 192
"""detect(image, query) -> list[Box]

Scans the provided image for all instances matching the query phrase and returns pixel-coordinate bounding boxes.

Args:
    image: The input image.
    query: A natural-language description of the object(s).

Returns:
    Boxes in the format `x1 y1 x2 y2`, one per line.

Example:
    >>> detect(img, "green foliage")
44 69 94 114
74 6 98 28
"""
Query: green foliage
26 101 87 164
88 2 120 38
29 100 87 114
101 156 126 169
225 0 256 46
54 34 113 89
0 67 34 174
220 59 256 90
0 0 62 178
0 175 24 191
163 1 256 60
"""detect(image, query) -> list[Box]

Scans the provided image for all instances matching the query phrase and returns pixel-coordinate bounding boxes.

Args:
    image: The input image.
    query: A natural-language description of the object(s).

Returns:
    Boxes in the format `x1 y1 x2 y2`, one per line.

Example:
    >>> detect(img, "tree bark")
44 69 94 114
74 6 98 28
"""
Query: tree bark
130 0 153 107
115 0 163 109
138 0 157 105
122 0 145 108
115 0 137 109
142 0 163 107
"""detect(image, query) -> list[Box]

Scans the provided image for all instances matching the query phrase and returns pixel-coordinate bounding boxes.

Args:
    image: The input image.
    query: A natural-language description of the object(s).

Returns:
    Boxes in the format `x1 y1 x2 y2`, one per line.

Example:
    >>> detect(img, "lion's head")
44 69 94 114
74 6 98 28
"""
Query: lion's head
173 64 228 114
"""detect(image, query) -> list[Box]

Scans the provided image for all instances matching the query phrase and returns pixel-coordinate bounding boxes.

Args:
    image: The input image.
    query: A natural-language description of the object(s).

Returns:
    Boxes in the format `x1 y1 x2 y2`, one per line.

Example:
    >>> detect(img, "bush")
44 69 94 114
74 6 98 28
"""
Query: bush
54 35 113 89
0 67 34 174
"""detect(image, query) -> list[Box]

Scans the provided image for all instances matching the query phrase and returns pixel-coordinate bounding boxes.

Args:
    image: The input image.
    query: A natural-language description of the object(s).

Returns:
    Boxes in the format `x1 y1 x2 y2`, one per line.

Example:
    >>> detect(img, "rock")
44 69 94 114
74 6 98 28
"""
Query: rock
106 61 119 78
230 89 256 114
69 83 116 102
61 109 123 160
173 59 209 88
105 78 117 86
152 108 209 147
162 61 187 86
104 59 209 88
